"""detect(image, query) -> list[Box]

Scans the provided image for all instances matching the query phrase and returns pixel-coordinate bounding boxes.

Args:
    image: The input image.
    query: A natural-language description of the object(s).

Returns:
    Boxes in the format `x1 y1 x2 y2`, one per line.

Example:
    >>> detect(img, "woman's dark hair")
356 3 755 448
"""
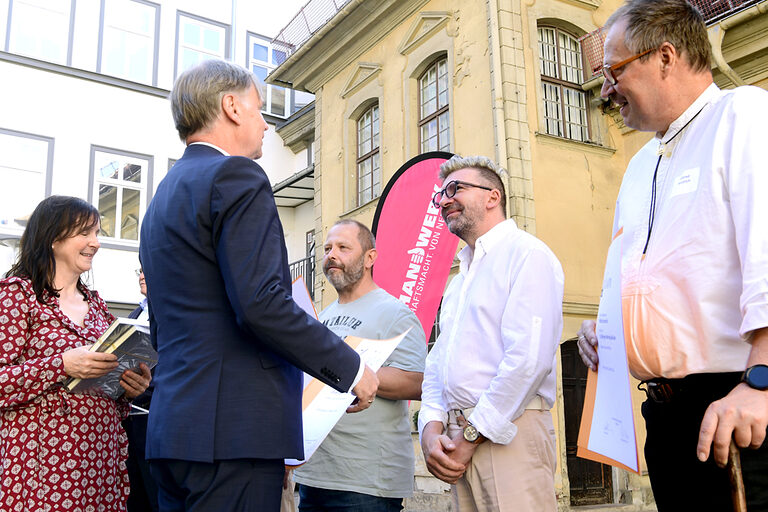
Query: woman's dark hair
6 195 100 301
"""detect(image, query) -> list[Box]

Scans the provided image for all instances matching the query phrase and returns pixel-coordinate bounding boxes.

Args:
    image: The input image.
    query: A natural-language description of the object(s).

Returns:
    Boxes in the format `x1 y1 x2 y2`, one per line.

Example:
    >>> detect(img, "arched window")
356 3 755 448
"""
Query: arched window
356 104 380 206
538 26 589 141
418 57 450 152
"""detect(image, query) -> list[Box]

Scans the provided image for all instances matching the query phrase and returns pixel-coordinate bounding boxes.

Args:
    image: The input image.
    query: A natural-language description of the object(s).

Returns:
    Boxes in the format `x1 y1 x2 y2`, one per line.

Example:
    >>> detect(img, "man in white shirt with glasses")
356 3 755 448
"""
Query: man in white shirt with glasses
576 0 768 509
419 155 564 512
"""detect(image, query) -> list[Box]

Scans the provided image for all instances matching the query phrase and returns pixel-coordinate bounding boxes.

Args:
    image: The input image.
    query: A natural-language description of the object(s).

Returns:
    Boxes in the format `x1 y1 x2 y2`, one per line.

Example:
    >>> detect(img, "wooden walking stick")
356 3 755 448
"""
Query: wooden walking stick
728 439 747 512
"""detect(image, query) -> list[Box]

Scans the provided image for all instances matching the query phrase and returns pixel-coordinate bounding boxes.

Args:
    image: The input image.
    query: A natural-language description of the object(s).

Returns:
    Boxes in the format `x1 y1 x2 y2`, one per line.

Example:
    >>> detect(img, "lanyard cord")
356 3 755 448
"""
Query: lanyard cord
641 106 707 256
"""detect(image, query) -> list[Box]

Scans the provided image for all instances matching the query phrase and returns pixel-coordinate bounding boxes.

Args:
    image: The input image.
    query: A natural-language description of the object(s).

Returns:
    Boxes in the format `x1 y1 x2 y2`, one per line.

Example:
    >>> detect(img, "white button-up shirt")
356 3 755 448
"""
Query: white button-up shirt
418 219 564 444
617 83 768 380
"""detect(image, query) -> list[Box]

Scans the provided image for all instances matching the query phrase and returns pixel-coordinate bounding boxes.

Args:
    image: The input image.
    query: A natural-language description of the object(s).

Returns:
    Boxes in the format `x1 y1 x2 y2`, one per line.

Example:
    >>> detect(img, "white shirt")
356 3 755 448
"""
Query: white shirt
616 84 768 380
418 219 564 444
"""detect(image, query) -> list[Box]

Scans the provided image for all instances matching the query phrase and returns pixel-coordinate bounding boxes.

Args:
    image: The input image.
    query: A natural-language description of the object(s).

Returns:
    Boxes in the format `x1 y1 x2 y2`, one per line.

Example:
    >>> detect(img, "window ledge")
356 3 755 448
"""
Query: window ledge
340 196 381 219
99 241 140 252
534 132 616 155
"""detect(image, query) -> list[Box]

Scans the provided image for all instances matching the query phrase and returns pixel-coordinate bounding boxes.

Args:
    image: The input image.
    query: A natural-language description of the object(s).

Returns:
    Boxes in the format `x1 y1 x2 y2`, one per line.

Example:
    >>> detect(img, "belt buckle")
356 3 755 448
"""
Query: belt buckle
640 380 675 403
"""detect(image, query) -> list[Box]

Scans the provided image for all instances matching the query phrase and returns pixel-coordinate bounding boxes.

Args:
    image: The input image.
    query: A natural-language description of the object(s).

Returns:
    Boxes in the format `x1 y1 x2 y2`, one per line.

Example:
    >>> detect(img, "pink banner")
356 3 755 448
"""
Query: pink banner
372 152 459 341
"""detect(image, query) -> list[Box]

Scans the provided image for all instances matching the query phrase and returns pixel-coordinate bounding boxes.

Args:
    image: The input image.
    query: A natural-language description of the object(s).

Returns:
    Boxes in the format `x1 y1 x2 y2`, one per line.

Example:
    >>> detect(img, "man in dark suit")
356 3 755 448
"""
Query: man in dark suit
123 267 158 512
139 59 379 512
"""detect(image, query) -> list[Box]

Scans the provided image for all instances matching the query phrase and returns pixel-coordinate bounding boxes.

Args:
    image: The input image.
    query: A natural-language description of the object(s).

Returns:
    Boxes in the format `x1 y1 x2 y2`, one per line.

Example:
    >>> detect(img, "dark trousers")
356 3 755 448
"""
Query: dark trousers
298 485 403 512
149 458 284 512
642 372 768 511
123 414 159 512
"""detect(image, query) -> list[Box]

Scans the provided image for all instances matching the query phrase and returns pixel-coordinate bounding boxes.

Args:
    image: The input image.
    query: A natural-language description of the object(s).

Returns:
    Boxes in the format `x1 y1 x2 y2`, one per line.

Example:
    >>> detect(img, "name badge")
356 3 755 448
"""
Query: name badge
669 167 699 198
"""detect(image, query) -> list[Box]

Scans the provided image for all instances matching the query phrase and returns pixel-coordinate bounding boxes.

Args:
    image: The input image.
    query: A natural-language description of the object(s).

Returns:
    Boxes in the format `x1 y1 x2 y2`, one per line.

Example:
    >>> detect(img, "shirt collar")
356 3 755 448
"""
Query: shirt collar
189 141 230 156
140 297 148 311
658 83 720 143
457 219 519 273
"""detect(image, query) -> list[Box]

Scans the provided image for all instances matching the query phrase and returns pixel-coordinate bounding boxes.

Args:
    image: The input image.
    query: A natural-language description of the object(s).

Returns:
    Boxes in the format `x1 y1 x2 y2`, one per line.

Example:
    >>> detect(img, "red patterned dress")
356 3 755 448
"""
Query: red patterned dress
0 276 130 512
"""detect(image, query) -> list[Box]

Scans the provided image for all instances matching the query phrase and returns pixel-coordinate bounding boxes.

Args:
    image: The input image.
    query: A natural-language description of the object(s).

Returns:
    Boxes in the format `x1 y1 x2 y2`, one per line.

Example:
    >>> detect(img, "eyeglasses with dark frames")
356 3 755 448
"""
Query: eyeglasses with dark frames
432 180 494 208
602 48 655 85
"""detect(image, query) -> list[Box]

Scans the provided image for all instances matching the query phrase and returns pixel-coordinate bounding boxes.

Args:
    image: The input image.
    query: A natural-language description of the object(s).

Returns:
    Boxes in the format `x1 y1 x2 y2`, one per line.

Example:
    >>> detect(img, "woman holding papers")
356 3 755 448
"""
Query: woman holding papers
0 196 151 512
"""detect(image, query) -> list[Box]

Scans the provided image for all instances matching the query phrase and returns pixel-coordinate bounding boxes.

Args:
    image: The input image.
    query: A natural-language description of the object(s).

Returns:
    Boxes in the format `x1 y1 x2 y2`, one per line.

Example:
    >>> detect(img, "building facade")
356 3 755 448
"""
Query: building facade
269 0 768 508
0 0 313 312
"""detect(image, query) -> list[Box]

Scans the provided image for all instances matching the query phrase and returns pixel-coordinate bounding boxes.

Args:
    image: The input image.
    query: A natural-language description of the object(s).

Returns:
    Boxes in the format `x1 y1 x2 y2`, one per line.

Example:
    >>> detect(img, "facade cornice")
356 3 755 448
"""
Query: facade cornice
275 104 316 153
268 0 430 93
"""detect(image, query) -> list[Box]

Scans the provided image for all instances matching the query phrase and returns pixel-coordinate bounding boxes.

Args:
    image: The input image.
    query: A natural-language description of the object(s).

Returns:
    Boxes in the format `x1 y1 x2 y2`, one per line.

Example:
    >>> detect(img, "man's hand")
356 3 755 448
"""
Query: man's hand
421 421 466 484
697 382 768 467
348 364 379 413
577 320 599 371
120 363 152 399
447 430 479 468
62 345 119 379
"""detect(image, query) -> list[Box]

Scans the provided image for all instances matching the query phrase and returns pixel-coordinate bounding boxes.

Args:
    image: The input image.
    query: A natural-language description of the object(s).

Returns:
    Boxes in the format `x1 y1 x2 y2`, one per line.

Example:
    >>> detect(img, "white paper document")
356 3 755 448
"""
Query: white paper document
579 230 639 473
285 331 407 467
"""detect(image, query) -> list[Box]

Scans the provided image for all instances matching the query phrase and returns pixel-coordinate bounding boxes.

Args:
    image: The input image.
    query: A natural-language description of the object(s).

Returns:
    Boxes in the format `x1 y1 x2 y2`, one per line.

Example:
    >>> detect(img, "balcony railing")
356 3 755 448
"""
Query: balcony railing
272 0 352 64
579 0 765 81
289 255 316 300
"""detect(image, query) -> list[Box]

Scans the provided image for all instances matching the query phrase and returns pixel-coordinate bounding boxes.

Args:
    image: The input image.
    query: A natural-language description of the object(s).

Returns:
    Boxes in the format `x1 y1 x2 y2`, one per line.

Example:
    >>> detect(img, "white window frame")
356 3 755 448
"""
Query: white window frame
356 103 381 206
89 146 152 246
97 0 160 86
0 128 53 237
5 0 75 65
418 57 450 153
247 32 291 118
174 11 230 78
538 26 590 142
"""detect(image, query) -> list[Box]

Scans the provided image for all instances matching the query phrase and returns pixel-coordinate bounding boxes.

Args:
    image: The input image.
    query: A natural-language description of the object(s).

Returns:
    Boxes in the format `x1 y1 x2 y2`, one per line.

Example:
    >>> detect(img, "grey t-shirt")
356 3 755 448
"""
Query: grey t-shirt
294 287 426 498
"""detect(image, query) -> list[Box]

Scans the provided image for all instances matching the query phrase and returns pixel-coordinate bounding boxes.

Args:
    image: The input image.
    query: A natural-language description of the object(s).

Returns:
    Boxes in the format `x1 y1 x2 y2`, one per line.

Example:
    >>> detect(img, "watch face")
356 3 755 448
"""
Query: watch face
463 425 479 442
745 365 768 390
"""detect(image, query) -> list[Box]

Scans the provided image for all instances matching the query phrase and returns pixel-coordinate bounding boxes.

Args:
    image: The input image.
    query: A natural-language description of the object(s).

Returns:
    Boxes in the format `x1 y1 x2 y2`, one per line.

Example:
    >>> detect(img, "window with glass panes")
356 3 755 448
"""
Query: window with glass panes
176 12 228 77
419 58 450 153
538 27 589 141
6 0 73 64
99 0 159 85
356 104 381 206
247 33 291 117
91 148 150 243
0 129 52 235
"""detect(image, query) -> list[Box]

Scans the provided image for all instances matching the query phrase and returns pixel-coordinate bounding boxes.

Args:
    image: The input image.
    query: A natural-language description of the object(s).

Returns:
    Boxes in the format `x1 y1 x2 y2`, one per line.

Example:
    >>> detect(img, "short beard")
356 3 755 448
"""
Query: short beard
324 257 364 294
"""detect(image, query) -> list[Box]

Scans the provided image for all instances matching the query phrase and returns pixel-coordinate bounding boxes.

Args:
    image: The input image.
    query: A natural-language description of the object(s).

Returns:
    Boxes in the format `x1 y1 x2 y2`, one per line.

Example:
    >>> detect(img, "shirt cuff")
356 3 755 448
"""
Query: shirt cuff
346 355 365 394
417 404 448 443
469 399 519 445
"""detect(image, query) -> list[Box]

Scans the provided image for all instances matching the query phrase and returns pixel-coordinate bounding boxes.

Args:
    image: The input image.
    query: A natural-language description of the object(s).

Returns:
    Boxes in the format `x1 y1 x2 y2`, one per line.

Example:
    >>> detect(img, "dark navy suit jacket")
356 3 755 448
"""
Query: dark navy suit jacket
139 144 360 462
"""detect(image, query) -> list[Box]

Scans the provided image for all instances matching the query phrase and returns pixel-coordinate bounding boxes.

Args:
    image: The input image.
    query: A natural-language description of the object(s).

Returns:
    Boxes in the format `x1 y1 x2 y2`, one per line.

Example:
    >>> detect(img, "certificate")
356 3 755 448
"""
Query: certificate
577 229 640 473
287 277 406 466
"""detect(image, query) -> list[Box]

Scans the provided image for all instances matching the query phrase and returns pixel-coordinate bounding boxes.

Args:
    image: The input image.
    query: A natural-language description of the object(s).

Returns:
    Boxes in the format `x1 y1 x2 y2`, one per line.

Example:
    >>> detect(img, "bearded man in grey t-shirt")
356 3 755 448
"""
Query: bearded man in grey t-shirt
294 220 426 512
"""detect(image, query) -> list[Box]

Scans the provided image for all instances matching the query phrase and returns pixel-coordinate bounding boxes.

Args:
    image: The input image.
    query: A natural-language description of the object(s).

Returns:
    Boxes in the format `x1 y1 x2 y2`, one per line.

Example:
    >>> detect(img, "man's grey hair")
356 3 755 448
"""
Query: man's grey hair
605 0 711 73
170 59 262 141
438 155 507 215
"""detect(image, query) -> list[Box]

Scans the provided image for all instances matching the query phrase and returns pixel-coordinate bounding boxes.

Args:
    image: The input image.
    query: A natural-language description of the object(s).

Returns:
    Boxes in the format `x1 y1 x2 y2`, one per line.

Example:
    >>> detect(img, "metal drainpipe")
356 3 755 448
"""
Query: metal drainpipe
707 2 768 87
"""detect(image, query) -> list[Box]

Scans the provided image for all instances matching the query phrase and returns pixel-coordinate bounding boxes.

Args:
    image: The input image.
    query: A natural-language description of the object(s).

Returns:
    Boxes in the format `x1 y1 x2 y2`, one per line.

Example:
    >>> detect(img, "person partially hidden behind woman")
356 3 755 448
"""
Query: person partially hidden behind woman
0 195 151 511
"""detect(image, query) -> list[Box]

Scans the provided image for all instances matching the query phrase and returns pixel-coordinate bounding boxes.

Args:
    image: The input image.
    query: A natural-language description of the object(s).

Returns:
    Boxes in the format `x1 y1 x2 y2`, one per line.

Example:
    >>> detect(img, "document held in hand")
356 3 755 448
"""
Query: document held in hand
287 277 406 467
64 317 158 400
577 228 640 473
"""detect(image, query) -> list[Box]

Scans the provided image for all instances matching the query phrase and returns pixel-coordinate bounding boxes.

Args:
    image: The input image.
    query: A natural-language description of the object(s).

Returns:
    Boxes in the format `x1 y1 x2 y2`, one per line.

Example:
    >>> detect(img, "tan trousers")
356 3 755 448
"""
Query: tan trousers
446 410 557 512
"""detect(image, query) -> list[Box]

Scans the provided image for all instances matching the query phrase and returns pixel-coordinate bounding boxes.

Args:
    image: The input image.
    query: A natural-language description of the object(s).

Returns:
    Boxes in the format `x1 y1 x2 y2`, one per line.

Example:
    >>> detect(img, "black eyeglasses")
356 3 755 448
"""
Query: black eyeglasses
432 180 494 208
602 48 655 85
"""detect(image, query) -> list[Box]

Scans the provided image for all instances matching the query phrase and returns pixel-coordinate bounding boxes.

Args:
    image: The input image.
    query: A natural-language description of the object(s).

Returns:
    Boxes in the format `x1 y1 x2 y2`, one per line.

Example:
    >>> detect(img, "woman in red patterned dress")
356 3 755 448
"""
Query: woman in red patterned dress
0 196 151 512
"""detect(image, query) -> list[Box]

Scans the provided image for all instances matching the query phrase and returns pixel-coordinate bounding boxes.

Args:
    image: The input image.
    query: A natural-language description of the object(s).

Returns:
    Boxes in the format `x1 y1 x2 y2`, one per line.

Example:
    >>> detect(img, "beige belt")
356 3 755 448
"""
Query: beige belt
447 396 547 424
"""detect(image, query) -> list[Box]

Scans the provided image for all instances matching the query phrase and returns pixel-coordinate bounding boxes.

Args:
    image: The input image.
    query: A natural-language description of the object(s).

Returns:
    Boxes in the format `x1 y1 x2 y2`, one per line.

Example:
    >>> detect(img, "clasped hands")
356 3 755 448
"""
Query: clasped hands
420 421 478 484
576 320 768 468
61 345 152 399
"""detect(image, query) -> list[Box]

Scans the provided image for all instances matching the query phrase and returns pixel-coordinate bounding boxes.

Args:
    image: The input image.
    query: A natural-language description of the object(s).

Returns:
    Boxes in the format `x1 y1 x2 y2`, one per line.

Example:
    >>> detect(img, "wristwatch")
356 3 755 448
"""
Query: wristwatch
462 422 485 445
742 364 768 391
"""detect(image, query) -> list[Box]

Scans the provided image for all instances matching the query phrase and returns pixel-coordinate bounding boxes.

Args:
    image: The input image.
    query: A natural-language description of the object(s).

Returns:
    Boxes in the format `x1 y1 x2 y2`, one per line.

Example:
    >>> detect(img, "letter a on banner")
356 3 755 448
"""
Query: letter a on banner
372 152 459 341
